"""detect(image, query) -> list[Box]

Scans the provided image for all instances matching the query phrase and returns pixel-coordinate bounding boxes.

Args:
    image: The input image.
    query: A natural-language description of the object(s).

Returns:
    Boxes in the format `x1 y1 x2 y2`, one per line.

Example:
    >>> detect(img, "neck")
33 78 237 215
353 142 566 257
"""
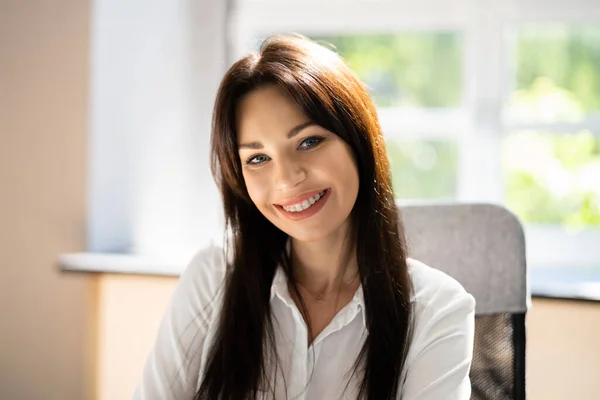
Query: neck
290 223 358 294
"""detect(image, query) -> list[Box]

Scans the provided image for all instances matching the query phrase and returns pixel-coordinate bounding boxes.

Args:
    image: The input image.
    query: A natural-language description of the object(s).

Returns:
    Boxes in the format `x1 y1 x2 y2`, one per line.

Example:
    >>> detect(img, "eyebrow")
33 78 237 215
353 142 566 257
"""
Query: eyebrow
238 121 316 150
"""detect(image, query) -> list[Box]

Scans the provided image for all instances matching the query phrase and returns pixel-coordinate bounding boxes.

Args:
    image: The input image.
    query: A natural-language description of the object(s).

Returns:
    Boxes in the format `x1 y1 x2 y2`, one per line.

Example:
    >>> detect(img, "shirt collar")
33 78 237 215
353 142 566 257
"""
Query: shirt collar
270 265 295 307
270 263 368 331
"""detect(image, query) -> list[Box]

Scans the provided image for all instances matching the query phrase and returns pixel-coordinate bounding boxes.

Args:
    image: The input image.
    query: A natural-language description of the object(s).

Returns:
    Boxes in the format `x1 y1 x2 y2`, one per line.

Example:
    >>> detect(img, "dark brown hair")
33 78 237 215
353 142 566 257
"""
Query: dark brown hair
197 34 412 400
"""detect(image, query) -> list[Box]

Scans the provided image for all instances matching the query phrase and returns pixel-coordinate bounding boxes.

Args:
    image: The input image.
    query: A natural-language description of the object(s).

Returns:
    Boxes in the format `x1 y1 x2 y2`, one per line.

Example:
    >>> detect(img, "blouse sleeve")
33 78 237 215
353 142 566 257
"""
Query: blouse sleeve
401 275 476 400
131 246 226 400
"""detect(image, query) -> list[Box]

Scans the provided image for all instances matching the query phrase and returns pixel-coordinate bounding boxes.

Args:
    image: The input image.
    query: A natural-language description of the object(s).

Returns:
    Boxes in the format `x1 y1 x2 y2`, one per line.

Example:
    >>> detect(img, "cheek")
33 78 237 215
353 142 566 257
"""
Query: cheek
340 164 360 202
327 147 359 194
242 171 270 208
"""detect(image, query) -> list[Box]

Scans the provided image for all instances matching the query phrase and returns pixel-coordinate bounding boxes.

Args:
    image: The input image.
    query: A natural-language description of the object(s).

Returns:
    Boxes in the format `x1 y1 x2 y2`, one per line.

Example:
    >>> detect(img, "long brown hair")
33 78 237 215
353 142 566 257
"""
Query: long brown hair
197 34 412 400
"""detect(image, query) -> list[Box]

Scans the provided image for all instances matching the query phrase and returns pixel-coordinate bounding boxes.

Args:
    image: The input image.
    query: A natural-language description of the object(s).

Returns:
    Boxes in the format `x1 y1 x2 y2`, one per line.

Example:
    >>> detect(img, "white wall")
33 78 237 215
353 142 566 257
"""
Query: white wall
89 0 229 259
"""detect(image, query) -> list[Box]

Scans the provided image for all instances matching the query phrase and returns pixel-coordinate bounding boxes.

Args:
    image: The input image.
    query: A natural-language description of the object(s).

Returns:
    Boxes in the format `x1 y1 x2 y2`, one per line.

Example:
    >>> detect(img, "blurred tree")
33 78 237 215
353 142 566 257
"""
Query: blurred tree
505 26 600 228
504 131 600 228
386 139 458 199
516 26 600 111
312 33 461 108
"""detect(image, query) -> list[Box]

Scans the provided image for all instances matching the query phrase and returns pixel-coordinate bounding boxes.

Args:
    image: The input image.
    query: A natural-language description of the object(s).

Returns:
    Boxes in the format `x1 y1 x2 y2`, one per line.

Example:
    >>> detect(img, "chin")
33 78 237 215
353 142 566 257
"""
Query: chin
261 204 353 243
279 218 350 244
285 229 327 243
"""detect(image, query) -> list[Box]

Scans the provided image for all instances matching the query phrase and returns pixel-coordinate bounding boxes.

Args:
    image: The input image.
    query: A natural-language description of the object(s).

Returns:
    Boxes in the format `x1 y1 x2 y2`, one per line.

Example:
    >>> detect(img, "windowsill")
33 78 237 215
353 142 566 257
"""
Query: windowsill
58 252 183 277
529 266 600 303
59 252 600 302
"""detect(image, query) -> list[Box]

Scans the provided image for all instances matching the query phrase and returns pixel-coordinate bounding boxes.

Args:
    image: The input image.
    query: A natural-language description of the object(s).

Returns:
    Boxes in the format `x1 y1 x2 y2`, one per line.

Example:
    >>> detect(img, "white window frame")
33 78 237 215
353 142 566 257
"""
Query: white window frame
231 0 600 270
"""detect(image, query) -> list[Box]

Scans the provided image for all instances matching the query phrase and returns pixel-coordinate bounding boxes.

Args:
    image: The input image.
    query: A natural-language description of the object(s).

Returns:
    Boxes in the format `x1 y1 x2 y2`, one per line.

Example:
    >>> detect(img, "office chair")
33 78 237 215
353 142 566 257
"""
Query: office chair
400 202 528 400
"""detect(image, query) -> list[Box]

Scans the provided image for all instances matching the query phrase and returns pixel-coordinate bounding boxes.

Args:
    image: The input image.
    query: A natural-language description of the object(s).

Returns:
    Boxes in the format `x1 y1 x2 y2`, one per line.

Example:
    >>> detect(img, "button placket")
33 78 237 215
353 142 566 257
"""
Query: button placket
290 307 308 399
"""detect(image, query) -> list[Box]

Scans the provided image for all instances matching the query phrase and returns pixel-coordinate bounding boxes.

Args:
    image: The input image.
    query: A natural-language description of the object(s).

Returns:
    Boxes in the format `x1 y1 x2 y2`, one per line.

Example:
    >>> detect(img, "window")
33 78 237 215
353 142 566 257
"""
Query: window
504 130 600 228
232 0 600 275
504 25 600 230
503 24 600 270
387 139 459 199
508 25 600 120
310 33 462 108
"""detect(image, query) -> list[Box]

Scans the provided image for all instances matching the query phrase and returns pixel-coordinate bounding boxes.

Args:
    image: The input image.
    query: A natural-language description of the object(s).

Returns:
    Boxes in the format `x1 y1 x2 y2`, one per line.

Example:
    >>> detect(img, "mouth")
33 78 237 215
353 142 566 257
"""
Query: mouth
274 188 331 221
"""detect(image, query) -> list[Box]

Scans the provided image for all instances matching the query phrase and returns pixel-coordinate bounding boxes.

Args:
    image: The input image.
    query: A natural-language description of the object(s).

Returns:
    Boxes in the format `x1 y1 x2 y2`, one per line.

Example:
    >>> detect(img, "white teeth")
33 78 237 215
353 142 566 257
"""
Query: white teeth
282 190 326 212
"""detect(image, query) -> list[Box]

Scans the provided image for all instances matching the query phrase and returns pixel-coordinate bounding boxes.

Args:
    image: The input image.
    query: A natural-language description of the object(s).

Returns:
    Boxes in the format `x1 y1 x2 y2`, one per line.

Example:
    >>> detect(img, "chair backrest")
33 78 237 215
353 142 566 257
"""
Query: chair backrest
399 202 528 400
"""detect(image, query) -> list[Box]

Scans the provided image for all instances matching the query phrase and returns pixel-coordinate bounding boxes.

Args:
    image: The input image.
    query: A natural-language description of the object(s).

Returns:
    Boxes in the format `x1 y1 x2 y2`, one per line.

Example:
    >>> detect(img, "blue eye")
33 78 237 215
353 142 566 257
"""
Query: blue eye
246 154 269 165
299 136 323 150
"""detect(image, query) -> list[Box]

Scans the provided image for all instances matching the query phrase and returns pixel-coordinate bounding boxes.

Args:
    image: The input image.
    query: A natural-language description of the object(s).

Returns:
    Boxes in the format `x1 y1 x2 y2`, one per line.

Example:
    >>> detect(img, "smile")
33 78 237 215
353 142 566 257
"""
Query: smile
281 190 326 212
274 188 331 221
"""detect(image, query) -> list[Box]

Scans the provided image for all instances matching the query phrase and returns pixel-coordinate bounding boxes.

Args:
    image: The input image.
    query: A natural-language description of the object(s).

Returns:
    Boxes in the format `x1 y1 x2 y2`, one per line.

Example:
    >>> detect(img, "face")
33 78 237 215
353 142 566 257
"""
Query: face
236 85 360 243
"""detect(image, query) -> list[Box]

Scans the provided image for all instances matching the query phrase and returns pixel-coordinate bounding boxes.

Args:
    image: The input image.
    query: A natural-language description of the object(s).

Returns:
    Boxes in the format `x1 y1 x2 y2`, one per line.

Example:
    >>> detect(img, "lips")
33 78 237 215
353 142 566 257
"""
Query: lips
274 188 331 221
275 188 329 208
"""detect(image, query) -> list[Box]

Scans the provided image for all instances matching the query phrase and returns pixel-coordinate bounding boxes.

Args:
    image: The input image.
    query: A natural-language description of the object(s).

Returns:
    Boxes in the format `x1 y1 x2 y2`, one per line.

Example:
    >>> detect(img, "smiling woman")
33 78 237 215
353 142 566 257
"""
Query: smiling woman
133 34 475 400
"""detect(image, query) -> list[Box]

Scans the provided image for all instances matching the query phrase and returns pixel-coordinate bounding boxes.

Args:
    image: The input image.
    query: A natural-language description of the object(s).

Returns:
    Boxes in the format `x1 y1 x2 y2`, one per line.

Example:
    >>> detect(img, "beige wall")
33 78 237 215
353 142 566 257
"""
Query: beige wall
527 299 600 399
0 1 96 400
96 275 176 400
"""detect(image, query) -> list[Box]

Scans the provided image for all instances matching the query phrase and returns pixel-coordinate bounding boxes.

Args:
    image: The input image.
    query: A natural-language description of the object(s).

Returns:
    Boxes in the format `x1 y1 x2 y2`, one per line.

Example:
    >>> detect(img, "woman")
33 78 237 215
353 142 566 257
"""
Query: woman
134 34 475 400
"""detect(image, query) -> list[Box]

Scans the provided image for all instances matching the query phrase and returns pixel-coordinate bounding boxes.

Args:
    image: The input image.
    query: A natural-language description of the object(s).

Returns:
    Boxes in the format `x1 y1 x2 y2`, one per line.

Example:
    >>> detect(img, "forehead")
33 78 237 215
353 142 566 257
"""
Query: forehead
236 85 307 140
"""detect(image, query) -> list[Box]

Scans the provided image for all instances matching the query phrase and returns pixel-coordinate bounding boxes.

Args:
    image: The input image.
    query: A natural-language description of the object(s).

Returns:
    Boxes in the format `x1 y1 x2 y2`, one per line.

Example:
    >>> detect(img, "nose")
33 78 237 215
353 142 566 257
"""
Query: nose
274 157 307 191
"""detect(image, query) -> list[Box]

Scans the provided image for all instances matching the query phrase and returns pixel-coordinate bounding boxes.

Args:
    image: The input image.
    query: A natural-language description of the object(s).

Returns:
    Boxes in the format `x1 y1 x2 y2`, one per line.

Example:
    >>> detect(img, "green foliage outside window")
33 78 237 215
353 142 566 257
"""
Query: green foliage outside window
312 33 461 108
310 29 600 226
386 139 458 199
506 26 600 228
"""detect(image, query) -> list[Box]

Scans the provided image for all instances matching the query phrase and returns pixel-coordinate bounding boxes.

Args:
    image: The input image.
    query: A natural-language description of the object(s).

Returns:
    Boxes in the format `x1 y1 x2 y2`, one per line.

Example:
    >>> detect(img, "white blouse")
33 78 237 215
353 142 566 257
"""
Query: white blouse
133 245 476 400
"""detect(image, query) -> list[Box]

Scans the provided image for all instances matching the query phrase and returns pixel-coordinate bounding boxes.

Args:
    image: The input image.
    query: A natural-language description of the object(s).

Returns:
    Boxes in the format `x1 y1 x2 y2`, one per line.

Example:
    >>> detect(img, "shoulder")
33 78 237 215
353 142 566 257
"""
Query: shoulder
403 257 476 370
405 258 476 346
175 243 228 311
132 244 229 399
399 259 476 396
182 243 228 281
407 257 475 310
